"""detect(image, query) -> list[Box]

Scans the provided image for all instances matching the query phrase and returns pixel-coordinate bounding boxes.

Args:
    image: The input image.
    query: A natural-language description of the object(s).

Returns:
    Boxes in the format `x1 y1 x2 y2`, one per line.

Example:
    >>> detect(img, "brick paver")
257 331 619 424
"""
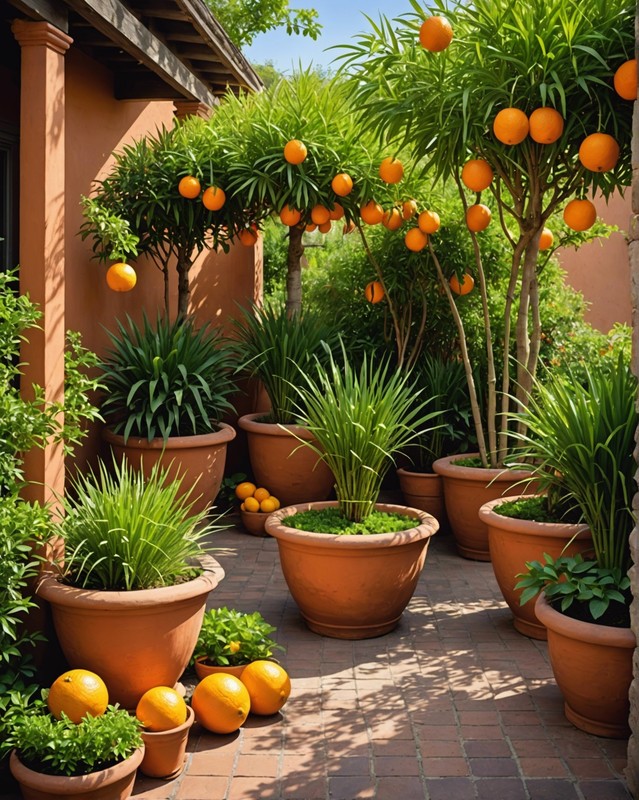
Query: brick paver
1 519 631 799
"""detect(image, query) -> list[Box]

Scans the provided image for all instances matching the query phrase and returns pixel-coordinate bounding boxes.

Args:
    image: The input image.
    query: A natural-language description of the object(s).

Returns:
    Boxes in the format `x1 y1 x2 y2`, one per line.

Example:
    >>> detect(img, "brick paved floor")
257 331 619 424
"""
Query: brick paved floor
2 519 631 800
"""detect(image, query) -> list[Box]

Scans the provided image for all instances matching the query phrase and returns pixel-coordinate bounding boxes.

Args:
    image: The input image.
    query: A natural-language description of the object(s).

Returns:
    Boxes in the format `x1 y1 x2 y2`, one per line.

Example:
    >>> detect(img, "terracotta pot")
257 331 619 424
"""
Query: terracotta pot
9 746 143 800
265 501 438 639
36 556 225 709
140 706 194 779
194 657 246 680
479 496 592 639
102 423 236 516
535 593 635 738
432 454 536 561
238 413 334 506
396 468 448 532
240 509 269 537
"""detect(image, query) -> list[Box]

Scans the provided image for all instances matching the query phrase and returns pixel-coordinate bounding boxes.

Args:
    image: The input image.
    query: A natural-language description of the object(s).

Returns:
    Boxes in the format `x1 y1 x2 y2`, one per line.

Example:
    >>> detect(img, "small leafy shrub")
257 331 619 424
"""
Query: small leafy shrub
100 312 236 442
193 607 283 667
285 507 417 536
58 457 218 590
8 704 143 776
494 495 580 525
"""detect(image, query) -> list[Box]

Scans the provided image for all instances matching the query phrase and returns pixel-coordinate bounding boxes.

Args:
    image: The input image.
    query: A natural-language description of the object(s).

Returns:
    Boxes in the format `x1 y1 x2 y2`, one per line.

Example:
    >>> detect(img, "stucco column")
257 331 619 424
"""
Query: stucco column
174 100 212 120
11 20 72 505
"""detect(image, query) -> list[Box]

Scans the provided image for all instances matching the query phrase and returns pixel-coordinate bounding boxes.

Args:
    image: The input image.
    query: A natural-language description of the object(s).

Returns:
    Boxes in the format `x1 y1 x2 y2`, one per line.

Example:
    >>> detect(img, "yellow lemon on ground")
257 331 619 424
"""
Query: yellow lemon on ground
191 674 250 734
241 661 291 716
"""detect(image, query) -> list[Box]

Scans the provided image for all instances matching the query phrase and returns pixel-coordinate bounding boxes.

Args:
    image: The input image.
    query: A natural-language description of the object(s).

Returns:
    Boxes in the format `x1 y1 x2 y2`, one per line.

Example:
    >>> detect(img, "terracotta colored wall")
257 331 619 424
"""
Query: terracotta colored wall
64 48 261 474
558 190 632 332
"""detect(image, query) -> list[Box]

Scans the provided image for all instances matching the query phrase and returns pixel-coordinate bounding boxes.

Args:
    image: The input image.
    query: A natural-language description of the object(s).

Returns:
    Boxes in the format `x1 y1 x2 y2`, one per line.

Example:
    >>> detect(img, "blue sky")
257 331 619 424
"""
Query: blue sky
244 1 417 73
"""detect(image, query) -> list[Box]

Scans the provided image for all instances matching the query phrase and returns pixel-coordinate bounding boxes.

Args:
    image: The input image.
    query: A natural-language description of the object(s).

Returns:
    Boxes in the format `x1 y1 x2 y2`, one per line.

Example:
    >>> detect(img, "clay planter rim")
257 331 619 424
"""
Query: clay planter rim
396 466 438 479
194 657 246 679
534 592 636 648
265 500 439 546
239 508 269 536
478 495 591 538
432 453 535 483
237 412 318 441
36 556 225 609
141 704 195 741
9 745 144 794
102 422 236 450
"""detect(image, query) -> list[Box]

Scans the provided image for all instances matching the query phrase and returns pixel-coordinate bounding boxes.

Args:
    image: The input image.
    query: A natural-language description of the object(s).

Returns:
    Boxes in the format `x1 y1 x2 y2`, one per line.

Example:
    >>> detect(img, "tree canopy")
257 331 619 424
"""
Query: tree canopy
205 0 321 47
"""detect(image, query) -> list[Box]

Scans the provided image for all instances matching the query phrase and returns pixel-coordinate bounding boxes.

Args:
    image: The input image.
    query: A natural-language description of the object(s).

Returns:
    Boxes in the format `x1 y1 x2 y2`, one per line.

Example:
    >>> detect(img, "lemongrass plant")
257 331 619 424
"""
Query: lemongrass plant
57 457 218 591
293 345 440 522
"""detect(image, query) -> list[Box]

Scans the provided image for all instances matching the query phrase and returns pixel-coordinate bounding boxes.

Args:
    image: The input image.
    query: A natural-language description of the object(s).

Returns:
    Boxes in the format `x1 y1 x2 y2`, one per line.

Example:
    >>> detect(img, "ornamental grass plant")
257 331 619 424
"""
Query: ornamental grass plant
293 345 440 523
57 457 217 591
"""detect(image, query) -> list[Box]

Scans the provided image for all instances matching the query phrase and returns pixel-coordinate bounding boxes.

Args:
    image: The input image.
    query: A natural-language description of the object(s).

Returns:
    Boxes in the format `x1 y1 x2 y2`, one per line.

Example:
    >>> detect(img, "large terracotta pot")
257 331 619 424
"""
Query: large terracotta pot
265 501 438 639
535 593 635 738
396 468 448 532
238 413 334 506
37 557 224 709
479 496 592 639
432 454 536 561
102 423 236 515
140 706 194 779
9 746 143 800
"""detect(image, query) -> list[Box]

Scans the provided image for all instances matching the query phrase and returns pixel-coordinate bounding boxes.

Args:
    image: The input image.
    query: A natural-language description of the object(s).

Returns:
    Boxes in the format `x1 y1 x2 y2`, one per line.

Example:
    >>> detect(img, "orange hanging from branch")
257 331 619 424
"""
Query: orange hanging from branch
365 280 385 303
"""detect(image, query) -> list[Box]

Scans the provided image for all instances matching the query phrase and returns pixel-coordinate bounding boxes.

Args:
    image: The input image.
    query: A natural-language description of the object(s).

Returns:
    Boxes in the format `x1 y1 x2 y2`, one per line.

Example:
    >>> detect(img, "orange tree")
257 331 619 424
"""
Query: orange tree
80 117 267 319
340 0 634 466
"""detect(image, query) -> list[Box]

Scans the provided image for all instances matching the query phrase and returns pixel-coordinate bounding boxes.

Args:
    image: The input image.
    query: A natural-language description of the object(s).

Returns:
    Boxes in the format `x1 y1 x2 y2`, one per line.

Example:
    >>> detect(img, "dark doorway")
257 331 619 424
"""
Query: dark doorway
0 122 19 270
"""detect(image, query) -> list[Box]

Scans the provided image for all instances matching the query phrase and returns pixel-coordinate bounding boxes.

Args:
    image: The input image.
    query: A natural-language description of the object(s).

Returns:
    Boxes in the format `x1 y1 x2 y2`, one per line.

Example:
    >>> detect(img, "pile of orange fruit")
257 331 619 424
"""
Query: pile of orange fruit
235 481 281 514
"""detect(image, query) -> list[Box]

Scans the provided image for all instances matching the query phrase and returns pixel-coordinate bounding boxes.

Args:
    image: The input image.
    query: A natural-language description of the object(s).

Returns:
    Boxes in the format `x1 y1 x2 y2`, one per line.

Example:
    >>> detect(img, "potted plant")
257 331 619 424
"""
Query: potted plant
265 346 440 639
192 606 284 679
397 354 472 530
512 353 637 737
234 303 339 505
7 700 144 800
100 312 237 514
37 457 225 709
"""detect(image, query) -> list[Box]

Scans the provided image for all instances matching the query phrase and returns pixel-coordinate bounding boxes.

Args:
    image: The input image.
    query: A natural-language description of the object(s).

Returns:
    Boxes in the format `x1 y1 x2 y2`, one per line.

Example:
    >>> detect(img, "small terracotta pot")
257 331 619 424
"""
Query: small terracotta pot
432 454 536 561
194 657 246 680
479 496 592 639
140 706 194 779
238 413 334 506
240 509 269 537
396 468 448 532
535 593 635 738
37 557 225 709
265 501 438 639
9 746 144 800
102 423 236 516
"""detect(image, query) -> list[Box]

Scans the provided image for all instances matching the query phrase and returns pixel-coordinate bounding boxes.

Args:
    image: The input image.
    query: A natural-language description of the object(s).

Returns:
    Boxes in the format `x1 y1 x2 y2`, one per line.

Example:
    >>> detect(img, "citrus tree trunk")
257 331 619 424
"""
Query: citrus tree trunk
176 251 191 320
285 226 304 318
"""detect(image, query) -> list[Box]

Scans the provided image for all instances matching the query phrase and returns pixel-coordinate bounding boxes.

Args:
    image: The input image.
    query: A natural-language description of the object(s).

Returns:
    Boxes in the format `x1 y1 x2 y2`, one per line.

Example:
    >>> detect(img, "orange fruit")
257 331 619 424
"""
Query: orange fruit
402 199 418 220
318 221 332 233
280 205 302 226
419 16 453 52
202 186 226 211
106 262 137 292
365 280 385 304
404 227 428 252
578 133 620 173
239 228 258 246
253 487 270 503
48 670 109 723
360 201 385 225
240 661 291 716
563 198 597 231
269 496 281 510
260 497 278 513
528 107 564 144
178 175 201 199
382 208 403 231
331 173 354 197
306 223 317 232
493 108 529 145
191 673 250 734
329 203 345 221
418 210 440 234
461 159 494 192
283 139 307 164
136 686 187 732
311 205 331 225
343 220 356 234
539 228 554 251
614 59 637 101
235 482 257 500
379 157 404 184
240 502 246 511
244 496 260 512
449 273 475 295
466 204 491 232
